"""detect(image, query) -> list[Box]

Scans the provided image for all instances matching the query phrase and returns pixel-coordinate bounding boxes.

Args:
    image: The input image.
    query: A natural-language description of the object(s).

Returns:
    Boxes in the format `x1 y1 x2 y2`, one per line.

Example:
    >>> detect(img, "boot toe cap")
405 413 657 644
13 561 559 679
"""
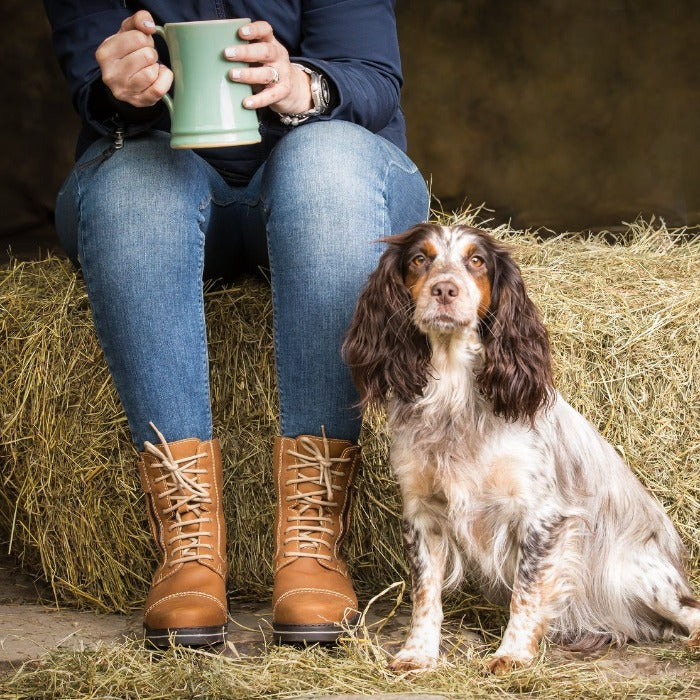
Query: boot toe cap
145 590 228 630
273 586 358 626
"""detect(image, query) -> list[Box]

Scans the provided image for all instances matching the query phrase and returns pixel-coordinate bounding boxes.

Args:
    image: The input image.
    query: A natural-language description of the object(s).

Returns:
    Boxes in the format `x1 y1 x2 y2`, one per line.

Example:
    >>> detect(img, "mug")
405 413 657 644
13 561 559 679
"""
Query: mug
155 18 261 149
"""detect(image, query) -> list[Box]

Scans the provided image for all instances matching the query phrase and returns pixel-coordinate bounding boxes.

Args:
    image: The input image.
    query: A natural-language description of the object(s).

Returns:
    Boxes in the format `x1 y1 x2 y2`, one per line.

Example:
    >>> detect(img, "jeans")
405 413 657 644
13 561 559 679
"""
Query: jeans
55 121 429 447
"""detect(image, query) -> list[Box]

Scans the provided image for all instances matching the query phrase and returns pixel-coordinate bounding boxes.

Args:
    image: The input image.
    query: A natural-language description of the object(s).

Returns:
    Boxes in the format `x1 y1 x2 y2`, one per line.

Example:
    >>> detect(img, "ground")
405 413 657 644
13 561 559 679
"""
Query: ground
1 552 698 699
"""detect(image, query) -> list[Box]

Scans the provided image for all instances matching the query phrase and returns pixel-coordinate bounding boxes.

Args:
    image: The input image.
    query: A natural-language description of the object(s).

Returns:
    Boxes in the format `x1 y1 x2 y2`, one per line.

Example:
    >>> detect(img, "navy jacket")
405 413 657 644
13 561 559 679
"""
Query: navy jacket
44 0 407 183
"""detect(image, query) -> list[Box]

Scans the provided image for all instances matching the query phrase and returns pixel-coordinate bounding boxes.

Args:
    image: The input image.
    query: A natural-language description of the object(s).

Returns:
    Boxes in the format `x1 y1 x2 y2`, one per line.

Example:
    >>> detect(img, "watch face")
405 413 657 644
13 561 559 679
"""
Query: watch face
319 75 330 109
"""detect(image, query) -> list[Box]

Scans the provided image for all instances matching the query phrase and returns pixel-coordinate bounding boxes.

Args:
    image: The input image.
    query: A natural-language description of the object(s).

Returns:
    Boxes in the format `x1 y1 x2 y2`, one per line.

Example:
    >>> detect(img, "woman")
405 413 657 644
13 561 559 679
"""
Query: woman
44 0 429 647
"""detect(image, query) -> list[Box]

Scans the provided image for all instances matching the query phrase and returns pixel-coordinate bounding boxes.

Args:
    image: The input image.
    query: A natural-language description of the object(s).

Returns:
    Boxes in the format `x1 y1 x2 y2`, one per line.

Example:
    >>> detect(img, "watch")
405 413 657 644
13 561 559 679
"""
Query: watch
279 64 331 127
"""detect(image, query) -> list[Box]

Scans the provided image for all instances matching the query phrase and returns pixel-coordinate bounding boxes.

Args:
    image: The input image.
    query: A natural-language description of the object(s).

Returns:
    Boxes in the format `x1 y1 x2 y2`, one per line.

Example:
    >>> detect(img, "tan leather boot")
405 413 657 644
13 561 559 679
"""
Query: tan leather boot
138 424 228 647
272 429 361 644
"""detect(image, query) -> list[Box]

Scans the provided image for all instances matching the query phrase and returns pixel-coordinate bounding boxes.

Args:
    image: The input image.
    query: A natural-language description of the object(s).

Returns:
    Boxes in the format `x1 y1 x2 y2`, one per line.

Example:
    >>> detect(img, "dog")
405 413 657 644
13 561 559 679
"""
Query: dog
343 223 700 674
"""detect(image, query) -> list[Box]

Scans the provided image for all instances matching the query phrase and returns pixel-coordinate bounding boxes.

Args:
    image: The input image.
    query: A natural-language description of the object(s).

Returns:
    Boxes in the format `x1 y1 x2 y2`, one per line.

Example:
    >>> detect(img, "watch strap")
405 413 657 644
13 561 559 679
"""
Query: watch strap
279 64 330 127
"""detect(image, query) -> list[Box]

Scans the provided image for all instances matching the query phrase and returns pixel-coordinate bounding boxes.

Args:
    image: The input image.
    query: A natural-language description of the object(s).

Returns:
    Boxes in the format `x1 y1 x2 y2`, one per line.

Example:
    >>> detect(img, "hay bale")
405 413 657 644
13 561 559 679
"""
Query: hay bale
1 216 698 612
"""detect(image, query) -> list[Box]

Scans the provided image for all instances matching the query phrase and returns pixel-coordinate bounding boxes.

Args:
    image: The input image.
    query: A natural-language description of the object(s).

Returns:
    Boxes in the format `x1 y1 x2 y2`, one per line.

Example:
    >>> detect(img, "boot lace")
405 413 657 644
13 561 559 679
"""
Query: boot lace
284 428 351 561
144 422 215 566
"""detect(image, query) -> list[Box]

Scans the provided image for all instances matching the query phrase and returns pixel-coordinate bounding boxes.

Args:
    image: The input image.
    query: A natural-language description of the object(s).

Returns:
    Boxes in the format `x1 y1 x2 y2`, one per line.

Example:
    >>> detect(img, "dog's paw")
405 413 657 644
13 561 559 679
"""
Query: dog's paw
389 648 439 673
484 653 531 675
688 629 700 649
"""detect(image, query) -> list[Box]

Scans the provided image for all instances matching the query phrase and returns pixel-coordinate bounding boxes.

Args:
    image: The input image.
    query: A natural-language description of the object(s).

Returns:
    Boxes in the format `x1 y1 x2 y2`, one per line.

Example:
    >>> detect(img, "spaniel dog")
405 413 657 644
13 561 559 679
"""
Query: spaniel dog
343 223 700 674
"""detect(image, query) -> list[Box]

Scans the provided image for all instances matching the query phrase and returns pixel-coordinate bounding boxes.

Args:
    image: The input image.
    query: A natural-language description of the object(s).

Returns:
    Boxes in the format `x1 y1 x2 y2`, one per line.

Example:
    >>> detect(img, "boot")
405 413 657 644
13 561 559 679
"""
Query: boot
272 428 361 644
138 423 228 647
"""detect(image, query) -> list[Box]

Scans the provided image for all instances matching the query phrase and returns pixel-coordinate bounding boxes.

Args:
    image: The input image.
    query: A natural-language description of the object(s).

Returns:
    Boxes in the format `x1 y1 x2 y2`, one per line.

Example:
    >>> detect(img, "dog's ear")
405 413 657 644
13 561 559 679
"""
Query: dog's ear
477 244 553 422
343 228 431 408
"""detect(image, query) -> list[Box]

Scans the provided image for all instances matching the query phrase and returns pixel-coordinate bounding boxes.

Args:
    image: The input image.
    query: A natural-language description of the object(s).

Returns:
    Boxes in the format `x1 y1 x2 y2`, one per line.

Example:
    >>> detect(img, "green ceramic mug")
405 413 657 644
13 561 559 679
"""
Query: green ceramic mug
155 18 261 149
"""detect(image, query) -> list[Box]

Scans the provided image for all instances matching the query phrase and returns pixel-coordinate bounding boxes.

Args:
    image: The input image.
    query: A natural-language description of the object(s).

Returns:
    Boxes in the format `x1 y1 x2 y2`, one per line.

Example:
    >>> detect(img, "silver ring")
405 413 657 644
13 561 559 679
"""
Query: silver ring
269 66 280 84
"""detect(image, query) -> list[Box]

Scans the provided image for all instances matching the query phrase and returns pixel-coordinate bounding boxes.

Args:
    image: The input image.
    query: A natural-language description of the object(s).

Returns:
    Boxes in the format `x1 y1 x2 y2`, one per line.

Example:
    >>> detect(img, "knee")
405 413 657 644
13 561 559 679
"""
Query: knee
81 132 208 219
263 121 410 199
262 121 428 251
74 132 212 263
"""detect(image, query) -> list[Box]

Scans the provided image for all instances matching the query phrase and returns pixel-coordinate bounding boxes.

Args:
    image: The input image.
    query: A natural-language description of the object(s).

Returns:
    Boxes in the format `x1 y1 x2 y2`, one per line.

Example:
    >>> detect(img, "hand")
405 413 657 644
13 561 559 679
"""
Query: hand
95 10 173 108
225 21 313 115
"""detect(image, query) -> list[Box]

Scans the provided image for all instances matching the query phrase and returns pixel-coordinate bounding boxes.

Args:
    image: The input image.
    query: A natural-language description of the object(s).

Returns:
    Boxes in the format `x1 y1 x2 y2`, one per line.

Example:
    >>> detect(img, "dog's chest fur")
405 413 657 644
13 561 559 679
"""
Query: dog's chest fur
387 339 534 586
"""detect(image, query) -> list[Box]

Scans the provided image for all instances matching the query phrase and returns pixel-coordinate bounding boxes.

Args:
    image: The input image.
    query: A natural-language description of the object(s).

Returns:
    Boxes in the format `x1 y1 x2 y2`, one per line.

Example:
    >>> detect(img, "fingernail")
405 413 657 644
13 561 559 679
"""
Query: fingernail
224 47 237 59
143 20 156 28
241 26 251 36
230 69 241 80
244 98 254 108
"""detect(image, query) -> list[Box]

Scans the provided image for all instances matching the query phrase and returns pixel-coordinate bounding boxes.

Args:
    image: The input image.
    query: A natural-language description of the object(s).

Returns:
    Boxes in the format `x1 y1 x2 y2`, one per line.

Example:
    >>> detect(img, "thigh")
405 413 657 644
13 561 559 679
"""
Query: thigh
53 131 248 445
54 131 253 279
259 121 429 439
261 120 428 274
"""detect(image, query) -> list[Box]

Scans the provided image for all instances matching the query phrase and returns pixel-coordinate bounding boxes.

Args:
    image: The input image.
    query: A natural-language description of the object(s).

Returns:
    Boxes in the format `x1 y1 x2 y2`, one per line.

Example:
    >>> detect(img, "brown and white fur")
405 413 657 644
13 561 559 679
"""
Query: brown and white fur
343 223 700 674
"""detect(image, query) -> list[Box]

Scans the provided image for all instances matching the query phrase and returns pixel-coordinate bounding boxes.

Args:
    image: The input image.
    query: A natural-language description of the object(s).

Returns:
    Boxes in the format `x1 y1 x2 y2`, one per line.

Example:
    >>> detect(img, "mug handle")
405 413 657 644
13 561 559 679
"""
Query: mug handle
153 25 174 116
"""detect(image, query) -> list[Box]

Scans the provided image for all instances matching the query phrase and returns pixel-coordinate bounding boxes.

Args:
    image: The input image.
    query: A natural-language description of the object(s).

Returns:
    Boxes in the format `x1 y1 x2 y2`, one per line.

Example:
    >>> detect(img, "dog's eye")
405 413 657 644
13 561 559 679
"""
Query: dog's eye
469 255 485 269
411 254 427 267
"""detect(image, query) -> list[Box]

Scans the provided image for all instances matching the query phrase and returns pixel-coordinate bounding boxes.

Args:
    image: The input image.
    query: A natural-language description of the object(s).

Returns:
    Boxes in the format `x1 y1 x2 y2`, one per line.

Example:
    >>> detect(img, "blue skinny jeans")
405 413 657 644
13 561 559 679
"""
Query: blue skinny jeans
55 121 429 447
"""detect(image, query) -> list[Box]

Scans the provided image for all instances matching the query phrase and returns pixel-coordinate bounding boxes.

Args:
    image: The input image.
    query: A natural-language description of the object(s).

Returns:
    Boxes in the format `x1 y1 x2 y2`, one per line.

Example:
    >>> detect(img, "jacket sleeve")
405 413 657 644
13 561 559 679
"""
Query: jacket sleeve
290 0 403 134
43 1 162 137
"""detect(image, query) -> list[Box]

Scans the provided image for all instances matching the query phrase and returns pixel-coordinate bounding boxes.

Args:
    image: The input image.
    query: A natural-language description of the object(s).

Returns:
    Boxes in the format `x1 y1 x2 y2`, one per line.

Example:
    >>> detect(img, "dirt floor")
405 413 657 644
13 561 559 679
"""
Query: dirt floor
1 551 698 698
0 552 452 698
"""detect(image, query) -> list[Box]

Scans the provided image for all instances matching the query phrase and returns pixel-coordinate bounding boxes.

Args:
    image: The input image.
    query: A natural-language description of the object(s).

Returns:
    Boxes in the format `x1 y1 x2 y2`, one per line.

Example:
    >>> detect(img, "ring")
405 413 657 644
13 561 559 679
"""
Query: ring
269 66 280 84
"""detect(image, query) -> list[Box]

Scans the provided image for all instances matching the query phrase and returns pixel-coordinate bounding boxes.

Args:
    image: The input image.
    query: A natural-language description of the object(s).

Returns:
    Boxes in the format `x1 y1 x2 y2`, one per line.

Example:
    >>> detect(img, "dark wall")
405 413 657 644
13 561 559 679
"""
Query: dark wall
397 0 700 229
2 1 698 259
0 1 79 258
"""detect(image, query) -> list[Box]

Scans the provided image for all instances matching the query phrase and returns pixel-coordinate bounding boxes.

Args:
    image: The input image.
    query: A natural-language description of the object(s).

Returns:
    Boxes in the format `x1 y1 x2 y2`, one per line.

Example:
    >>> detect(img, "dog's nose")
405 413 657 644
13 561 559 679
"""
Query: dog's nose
431 281 459 303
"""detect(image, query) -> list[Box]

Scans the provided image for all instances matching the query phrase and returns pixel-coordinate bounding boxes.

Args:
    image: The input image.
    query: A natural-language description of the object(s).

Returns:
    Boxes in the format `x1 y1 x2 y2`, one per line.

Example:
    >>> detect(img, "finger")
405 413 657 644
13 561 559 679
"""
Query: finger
119 46 160 84
224 39 281 65
97 29 155 65
228 62 287 108
130 64 173 108
242 83 288 111
119 10 157 35
98 38 157 95
108 62 158 103
228 64 282 87
122 61 161 97
237 20 274 42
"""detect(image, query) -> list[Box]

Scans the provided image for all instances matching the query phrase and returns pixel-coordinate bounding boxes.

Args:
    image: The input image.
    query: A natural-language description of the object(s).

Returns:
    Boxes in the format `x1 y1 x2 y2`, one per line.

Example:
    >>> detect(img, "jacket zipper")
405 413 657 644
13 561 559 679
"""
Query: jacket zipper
78 127 125 170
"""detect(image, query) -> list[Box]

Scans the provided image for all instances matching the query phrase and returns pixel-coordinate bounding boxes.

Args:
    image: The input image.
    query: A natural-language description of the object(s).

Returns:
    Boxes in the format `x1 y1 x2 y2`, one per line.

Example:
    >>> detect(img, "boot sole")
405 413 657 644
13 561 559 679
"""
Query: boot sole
144 624 228 648
272 614 360 645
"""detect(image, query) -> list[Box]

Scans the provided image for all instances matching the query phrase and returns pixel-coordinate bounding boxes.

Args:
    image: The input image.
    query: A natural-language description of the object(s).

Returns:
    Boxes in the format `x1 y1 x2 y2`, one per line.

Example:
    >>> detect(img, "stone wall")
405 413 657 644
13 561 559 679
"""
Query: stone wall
1 0 697 259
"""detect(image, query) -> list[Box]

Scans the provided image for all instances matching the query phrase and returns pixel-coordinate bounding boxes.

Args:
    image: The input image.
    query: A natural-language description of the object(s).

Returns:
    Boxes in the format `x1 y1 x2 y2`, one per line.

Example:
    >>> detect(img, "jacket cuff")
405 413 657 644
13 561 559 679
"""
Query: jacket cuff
81 77 166 137
287 58 339 117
